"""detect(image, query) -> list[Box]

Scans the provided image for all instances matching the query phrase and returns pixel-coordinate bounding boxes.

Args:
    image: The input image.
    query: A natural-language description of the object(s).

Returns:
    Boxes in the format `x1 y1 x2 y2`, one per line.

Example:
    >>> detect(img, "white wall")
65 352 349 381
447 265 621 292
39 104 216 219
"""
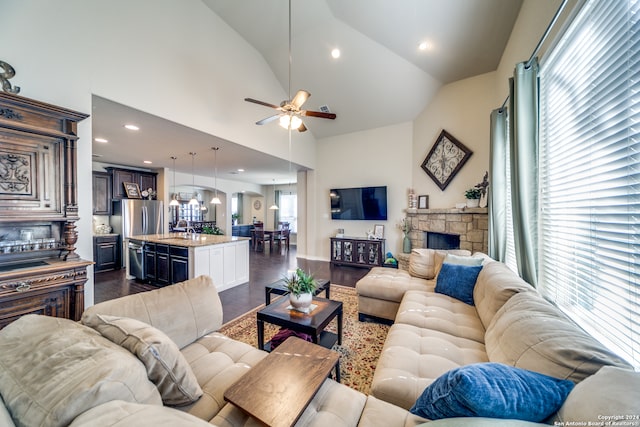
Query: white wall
309 122 413 260
412 71 497 209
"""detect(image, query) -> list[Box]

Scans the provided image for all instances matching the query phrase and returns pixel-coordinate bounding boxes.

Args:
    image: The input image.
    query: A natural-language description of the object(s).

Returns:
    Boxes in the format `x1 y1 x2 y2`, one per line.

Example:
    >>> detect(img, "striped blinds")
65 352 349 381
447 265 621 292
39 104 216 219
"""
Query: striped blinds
538 0 640 367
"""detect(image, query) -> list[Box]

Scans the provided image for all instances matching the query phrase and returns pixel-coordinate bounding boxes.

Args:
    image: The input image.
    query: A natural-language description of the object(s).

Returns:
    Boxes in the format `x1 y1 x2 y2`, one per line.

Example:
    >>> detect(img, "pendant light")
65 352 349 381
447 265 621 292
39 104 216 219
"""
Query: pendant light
169 156 180 207
188 152 199 206
269 179 279 210
210 147 221 204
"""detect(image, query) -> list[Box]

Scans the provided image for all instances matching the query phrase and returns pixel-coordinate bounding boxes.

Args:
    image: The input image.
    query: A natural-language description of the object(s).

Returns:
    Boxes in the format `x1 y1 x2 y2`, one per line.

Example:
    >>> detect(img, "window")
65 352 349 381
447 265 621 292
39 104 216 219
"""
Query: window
278 193 297 233
538 0 639 367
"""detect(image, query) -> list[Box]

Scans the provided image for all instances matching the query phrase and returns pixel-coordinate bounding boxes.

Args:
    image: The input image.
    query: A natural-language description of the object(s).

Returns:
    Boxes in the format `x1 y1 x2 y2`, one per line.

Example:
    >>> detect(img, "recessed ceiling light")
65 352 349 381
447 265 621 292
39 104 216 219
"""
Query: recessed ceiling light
94 137 108 143
143 160 152 164
237 168 245 172
331 48 341 59
124 124 139 131
418 41 431 51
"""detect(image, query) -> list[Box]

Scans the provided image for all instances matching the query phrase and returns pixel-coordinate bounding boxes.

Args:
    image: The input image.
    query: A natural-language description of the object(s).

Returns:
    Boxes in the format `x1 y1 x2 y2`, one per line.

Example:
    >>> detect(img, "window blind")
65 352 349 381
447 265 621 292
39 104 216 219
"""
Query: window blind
538 0 639 367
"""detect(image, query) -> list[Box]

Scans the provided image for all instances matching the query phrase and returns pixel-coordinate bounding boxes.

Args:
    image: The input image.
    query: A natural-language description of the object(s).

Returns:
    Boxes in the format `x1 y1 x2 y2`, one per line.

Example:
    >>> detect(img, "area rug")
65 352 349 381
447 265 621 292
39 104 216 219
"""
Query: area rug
218 284 389 394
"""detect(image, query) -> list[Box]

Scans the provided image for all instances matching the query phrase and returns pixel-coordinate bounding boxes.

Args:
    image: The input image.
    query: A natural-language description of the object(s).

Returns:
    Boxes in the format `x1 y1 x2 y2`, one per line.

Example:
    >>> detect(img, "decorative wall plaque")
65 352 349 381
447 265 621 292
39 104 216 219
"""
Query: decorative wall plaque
421 130 472 191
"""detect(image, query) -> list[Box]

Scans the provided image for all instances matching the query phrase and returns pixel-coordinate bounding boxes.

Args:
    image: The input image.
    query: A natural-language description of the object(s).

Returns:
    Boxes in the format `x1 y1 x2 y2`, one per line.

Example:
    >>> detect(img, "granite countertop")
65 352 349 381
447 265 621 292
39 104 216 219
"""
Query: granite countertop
128 233 250 247
93 233 119 237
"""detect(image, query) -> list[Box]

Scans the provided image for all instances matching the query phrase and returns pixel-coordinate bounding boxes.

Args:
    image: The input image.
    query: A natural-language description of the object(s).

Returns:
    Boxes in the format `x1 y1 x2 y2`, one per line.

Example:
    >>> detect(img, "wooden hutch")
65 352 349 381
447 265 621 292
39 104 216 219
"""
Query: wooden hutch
0 92 91 329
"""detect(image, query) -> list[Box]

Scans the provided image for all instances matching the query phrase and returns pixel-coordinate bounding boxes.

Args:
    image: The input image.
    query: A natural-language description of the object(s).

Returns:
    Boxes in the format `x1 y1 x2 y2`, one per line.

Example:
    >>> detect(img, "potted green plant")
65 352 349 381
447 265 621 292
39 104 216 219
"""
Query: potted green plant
284 268 317 311
464 188 481 208
231 213 239 225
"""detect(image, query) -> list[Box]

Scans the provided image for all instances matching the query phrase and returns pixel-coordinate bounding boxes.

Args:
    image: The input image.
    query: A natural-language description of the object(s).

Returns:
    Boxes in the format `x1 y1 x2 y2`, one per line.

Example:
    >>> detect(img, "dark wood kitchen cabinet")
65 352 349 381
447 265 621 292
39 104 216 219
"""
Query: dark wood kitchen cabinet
93 235 119 272
107 167 157 199
0 92 91 329
92 171 111 215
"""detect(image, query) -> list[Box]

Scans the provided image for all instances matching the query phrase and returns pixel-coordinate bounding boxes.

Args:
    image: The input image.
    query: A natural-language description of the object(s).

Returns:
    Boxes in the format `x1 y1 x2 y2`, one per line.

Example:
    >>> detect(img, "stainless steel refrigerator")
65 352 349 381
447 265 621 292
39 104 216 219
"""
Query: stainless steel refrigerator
111 199 164 274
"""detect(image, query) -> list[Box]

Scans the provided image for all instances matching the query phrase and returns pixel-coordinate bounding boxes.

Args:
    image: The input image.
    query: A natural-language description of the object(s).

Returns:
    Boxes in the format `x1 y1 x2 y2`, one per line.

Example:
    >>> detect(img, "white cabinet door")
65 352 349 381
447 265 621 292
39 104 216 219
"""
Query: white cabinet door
208 247 224 291
235 240 249 285
223 244 236 287
193 247 210 279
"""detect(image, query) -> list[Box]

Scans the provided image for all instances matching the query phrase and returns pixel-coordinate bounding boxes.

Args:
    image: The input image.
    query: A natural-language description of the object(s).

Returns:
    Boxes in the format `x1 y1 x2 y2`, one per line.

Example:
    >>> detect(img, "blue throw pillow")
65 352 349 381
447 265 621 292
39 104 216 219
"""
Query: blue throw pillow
410 363 575 422
435 263 482 305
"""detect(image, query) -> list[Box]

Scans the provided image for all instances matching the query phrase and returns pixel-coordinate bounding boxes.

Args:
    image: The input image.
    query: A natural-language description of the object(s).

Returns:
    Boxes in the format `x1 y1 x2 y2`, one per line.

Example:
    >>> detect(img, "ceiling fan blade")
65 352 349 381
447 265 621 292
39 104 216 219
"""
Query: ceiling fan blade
244 98 281 110
256 114 282 125
290 90 310 109
300 110 337 120
297 121 308 132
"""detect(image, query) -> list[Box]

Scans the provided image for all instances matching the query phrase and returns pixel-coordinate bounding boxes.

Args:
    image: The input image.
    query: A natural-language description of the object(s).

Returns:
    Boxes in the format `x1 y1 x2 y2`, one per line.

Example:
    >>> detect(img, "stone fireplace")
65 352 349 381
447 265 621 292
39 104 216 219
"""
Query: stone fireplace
396 207 488 269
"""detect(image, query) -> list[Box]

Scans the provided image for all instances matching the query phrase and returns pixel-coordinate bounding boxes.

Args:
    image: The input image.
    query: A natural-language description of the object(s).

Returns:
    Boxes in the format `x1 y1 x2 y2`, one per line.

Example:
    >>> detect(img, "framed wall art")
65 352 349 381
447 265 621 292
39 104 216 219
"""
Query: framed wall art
373 224 384 239
418 195 429 209
421 130 472 191
123 182 142 199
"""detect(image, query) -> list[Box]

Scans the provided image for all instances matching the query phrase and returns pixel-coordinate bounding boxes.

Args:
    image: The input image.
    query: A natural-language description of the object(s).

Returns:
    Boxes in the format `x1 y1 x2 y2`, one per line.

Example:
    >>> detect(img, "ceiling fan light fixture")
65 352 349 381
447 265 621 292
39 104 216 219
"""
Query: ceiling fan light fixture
279 114 302 130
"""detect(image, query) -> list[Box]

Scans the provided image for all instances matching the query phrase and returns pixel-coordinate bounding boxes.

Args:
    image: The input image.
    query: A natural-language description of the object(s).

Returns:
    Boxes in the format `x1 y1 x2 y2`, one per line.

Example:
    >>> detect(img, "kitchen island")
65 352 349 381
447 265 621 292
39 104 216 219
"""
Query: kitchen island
127 233 250 290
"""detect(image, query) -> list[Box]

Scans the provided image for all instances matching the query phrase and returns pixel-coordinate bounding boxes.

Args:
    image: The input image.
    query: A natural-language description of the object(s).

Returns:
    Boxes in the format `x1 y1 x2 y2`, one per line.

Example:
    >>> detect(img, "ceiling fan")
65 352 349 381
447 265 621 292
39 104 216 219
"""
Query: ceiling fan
244 0 336 133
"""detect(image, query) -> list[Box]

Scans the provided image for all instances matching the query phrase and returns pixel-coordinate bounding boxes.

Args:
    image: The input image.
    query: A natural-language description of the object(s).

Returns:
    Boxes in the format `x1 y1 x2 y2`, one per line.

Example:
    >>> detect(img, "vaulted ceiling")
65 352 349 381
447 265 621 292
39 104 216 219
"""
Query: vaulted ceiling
92 0 523 182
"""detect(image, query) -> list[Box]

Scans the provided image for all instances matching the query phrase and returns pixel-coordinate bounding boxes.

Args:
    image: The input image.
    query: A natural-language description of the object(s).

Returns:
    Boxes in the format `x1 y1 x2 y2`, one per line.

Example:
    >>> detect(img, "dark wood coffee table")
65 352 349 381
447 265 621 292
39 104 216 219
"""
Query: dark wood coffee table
264 278 330 305
224 336 340 427
257 296 343 354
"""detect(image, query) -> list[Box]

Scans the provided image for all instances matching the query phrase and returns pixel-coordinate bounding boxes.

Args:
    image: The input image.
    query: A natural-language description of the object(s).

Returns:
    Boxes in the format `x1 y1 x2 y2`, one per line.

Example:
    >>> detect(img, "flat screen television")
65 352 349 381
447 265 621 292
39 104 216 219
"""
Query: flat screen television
330 186 387 220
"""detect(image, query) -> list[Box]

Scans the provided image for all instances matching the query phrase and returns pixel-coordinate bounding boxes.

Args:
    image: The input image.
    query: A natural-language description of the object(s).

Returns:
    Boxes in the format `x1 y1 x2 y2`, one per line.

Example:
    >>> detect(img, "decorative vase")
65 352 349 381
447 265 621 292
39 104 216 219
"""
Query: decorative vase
466 198 480 208
403 235 411 253
289 292 313 311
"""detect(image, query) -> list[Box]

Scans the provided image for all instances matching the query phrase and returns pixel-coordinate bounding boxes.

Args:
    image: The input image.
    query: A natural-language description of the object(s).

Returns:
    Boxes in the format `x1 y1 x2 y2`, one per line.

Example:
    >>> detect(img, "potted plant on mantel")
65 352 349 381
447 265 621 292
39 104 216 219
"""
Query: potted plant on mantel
284 268 317 312
464 188 482 208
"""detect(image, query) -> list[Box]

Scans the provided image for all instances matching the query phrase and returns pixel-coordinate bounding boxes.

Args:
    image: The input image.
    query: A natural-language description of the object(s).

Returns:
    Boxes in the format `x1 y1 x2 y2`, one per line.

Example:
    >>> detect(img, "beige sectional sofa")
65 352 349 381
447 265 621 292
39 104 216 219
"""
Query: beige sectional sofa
356 249 640 424
0 275 424 427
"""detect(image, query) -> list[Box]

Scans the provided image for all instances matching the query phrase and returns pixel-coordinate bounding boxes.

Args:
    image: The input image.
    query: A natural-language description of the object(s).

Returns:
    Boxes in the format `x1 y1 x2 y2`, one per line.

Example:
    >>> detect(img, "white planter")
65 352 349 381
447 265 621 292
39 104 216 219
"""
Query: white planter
466 198 480 208
289 292 313 311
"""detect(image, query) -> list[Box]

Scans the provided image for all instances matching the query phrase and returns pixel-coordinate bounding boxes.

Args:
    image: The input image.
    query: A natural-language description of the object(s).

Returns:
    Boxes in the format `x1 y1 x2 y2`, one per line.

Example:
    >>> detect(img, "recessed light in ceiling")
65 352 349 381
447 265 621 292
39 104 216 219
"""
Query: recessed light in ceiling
143 160 152 164
331 48 341 59
124 124 140 131
418 41 431 51
94 137 108 143
237 168 245 172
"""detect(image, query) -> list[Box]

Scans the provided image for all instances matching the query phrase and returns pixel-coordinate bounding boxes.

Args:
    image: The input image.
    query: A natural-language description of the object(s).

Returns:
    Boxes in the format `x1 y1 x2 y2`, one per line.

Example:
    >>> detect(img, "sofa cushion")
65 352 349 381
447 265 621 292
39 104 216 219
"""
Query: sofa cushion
82 275 222 349
472 260 534 329
359 396 427 427
434 263 483 305
83 313 203 406
370 322 488 410
409 249 470 279
356 267 433 303
69 400 212 427
553 366 640 424
409 363 574 422
485 292 633 382
395 290 486 343
178 332 268 421
0 315 161 427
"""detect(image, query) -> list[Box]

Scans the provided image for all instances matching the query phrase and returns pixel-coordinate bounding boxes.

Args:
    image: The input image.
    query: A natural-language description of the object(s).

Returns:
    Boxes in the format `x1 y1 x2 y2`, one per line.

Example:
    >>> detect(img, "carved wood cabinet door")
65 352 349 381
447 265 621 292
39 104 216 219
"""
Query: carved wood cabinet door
0 128 63 218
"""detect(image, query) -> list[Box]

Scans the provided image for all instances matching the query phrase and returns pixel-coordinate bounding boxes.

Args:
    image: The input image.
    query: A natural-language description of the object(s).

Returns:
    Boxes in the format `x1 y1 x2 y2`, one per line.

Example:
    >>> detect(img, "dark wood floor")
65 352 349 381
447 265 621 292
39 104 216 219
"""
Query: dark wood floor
93 245 369 323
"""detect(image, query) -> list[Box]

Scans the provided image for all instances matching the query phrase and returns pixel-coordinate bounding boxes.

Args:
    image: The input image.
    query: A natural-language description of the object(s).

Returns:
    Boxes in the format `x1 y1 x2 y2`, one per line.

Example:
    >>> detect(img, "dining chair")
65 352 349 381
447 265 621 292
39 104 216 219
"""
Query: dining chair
274 223 290 251
253 226 272 252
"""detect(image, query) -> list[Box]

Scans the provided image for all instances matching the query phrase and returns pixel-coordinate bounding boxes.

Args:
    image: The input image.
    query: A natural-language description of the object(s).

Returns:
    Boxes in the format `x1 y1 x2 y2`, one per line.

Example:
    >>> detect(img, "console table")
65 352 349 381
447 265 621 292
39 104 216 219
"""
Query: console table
330 237 385 268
